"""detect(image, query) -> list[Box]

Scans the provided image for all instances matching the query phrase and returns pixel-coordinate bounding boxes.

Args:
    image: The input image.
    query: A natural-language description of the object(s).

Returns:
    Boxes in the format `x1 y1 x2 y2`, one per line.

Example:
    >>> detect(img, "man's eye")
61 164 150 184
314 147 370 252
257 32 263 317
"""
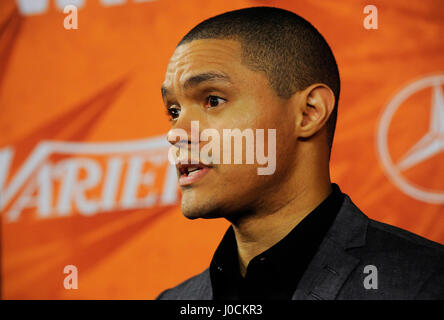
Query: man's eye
205 95 226 108
166 107 180 120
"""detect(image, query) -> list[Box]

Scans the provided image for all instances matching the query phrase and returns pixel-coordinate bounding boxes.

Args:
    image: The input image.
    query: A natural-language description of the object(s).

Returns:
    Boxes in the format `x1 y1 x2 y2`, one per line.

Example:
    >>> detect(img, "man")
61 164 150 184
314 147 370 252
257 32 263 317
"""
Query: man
157 7 444 300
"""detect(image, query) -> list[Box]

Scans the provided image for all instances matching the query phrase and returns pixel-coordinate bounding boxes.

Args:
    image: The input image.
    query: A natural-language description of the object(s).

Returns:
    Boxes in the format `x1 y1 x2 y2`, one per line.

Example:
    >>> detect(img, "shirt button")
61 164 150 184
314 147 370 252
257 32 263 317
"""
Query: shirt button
217 266 223 272
259 257 266 261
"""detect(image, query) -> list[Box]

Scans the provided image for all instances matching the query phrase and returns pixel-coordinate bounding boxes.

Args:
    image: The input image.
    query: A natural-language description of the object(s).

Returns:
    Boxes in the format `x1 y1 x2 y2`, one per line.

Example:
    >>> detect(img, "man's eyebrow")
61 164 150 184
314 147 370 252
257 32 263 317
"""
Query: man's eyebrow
161 72 232 99
183 72 232 89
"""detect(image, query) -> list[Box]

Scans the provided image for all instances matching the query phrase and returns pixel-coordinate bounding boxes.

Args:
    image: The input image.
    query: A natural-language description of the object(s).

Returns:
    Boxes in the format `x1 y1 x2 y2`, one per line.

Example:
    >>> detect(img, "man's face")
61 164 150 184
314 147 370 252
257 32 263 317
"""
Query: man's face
162 39 297 219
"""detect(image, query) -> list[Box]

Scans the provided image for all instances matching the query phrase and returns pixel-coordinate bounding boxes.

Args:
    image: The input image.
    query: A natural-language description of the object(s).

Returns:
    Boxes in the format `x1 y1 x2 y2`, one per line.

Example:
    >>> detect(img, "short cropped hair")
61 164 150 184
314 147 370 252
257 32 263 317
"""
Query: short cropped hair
178 6 340 151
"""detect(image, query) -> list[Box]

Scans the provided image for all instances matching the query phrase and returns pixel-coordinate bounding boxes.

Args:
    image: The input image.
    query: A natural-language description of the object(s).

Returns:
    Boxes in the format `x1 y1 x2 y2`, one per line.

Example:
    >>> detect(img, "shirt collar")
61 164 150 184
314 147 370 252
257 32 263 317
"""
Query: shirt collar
210 183 345 299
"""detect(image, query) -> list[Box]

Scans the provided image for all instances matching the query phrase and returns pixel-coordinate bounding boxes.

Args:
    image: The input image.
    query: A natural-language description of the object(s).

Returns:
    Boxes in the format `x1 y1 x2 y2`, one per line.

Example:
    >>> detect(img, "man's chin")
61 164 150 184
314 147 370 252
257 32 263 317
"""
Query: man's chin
181 206 223 220
180 198 225 220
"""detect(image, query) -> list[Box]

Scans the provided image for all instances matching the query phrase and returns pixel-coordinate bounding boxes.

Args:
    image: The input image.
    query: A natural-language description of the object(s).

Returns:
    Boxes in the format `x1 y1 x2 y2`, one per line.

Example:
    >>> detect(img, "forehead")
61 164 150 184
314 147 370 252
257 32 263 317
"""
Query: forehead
163 39 243 88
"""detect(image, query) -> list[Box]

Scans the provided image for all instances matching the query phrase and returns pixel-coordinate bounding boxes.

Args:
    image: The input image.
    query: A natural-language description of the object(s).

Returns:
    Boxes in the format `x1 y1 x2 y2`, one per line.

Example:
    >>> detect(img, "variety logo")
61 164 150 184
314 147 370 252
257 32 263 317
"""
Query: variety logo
377 74 444 204
0 136 178 222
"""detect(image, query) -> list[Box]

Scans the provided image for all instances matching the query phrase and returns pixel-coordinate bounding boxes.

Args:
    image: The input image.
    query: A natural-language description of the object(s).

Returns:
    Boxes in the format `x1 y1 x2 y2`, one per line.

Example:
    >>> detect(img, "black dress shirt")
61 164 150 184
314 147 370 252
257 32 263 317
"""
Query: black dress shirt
209 183 345 300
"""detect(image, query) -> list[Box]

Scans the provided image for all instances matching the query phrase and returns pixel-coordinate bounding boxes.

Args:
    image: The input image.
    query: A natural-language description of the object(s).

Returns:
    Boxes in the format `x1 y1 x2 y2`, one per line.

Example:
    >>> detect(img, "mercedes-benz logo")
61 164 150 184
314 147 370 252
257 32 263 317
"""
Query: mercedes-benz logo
377 74 444 204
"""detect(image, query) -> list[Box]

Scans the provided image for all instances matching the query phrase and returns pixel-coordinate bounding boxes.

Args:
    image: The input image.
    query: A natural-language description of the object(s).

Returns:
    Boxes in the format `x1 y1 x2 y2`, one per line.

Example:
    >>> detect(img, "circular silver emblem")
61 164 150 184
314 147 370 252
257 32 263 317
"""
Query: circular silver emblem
377 74 444 204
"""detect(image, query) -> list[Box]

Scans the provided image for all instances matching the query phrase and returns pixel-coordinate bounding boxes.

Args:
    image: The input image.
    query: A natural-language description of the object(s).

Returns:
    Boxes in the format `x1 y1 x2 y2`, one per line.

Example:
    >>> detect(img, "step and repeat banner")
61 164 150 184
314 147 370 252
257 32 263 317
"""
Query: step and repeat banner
0 0 443 299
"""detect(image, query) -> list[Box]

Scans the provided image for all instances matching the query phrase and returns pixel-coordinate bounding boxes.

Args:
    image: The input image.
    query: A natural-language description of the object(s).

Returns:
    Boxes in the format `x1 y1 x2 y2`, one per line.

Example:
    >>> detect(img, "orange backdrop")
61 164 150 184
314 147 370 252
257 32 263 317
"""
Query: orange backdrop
0 0 443 299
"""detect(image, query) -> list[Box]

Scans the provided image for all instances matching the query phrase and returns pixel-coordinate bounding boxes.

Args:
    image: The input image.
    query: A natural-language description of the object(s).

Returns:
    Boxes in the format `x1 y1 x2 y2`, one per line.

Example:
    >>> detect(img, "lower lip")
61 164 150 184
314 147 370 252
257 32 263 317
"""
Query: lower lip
179 167 211 186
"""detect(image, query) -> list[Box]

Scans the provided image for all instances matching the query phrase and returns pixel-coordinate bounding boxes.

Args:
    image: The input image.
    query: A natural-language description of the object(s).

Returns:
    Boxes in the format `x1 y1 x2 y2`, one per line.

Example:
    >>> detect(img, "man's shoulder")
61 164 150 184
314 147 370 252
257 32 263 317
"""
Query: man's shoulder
337 201 444 299
156 268 212 300
336 194 444 257
330 195 444 299
346 195 444 273
365 217 444 258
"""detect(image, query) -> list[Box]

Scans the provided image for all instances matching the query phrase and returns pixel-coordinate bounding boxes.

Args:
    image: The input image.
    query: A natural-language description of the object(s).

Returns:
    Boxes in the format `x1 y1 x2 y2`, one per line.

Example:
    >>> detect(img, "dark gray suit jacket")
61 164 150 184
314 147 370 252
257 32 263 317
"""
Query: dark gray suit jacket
157 195 444 300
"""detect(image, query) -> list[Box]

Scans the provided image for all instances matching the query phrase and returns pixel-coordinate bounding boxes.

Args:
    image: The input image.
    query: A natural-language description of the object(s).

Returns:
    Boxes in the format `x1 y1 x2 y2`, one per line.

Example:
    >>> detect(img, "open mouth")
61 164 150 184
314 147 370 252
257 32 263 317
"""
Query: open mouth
179 165 205 176
177 163 212 186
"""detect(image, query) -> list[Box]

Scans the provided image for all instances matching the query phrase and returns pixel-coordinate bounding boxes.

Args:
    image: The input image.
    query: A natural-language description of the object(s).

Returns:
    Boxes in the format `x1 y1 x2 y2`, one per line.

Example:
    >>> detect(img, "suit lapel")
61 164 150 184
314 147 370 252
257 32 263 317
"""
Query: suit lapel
292 195 369 300
292 237 361 300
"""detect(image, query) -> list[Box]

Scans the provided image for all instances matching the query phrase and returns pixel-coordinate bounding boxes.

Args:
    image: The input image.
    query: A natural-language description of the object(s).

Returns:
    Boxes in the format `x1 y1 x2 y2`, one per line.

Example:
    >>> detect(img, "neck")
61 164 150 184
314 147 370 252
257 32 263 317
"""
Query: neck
231 161 332 277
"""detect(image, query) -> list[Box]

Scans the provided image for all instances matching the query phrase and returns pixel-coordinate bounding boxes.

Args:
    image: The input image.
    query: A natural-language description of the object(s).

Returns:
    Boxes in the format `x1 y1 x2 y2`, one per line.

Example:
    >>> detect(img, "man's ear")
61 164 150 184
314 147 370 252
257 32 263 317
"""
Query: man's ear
296 84 335 139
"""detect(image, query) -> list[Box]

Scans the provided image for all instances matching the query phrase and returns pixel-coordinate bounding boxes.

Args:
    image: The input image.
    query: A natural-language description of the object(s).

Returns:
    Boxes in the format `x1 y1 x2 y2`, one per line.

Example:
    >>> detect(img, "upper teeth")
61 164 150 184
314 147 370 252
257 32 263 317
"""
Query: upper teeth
187 167 201 174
